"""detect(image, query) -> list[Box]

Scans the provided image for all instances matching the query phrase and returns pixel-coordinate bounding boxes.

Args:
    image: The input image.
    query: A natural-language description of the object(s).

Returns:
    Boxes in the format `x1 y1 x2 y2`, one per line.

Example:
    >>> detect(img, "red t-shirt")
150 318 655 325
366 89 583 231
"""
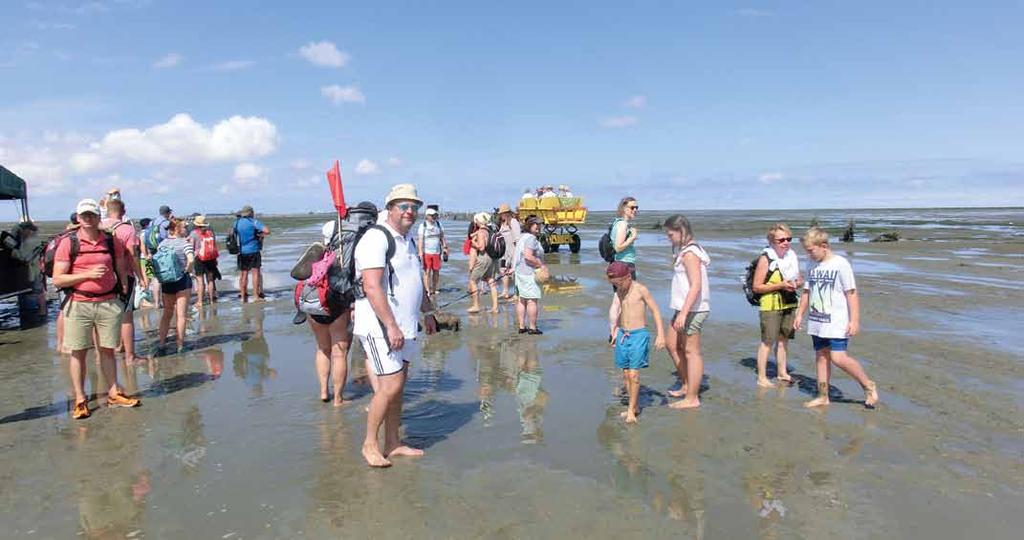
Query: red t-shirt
104 219 138 265
54 231 126 302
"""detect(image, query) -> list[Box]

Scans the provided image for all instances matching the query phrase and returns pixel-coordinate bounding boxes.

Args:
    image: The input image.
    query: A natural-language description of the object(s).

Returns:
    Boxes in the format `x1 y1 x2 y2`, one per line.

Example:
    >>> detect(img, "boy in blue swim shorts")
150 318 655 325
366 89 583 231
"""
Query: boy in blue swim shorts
607 262 666 423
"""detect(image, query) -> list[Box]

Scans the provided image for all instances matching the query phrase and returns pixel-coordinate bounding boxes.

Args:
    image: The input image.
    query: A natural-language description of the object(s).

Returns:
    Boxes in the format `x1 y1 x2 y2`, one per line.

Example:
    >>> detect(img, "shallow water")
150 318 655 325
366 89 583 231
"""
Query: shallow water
1 208 1022 539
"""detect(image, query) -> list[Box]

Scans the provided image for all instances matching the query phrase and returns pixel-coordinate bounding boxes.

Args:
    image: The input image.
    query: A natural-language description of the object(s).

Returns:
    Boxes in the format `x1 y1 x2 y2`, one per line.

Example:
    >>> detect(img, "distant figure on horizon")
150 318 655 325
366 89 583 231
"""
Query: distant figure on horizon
794 227 879 408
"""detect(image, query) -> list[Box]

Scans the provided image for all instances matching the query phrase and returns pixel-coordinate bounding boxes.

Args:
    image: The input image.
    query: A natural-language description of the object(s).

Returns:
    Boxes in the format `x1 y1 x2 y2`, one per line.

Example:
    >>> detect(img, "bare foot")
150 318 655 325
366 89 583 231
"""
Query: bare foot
757 378 776 388
385 445 424 458
362 445 392 468
803 396 830 408
863 381 879 408
624 413 638 424
667 387 686 398
466 306 480 314
332 398 350 408
489 307 499 313
777 374 793 385
669 398 701 410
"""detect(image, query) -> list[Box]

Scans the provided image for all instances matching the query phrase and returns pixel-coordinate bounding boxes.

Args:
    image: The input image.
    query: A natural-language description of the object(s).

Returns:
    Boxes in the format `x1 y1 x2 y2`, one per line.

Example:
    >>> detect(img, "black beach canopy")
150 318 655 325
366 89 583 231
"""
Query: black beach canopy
0 165 27 200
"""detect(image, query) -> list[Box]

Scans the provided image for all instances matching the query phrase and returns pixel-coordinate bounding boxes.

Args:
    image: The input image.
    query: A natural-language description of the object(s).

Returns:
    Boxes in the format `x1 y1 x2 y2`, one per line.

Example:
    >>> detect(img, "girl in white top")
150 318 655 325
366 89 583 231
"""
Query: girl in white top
663 214 710 410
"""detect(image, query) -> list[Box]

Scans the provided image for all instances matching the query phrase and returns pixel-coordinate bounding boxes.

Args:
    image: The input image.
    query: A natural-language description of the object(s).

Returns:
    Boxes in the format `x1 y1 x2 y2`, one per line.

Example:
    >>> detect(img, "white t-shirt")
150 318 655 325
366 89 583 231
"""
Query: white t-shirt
353 221 424 339
670 244 711 312
804 254 856 339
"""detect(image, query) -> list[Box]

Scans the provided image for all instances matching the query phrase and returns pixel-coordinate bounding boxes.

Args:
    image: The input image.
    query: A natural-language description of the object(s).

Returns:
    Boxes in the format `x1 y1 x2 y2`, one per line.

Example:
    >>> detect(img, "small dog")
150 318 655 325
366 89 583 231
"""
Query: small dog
424 310 461 334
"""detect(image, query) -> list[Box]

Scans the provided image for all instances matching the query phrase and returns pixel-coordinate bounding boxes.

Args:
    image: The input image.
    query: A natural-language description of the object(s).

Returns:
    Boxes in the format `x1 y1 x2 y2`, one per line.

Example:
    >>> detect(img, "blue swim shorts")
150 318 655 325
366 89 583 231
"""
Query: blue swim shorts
614 327 650 370
812 336 848 352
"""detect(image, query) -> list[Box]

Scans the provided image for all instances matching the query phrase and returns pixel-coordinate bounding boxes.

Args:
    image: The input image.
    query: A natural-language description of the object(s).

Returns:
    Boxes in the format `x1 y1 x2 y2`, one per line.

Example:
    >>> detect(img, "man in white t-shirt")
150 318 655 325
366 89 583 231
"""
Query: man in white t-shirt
794 227 879 409
354 183 437 467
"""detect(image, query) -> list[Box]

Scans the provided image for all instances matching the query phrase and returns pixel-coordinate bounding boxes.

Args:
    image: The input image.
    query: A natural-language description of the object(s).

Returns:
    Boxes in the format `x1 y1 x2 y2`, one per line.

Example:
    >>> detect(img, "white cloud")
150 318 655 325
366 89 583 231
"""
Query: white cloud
211 60 255 71
321 85 365 105
69 113 278 173
758 172 784 184
295 174 321 188
299 41 349 68
624 95 647 109
233 162 267 185
600 116 639 128
354 159 380 175
153 52 182 69
290 159 312 170
386 157 403 168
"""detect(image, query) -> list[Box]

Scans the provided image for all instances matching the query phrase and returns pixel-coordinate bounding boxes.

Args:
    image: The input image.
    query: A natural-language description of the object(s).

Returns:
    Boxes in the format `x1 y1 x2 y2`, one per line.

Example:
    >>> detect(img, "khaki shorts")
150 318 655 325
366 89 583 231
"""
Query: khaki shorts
759 308 796 344
64 299 125 351
673 310 708 336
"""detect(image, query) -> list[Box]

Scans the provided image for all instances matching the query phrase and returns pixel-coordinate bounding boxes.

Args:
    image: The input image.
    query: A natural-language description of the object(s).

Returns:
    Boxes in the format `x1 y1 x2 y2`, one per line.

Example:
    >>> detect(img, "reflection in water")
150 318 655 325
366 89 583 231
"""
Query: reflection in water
67 421 150 538
597 407 706 537
233 305 274 396
514 338 547 444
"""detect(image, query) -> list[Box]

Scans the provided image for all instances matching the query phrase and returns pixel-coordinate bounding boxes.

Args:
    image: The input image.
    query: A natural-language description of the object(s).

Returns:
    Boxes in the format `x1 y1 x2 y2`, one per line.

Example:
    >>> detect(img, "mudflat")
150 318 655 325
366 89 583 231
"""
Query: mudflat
1 208 1021 538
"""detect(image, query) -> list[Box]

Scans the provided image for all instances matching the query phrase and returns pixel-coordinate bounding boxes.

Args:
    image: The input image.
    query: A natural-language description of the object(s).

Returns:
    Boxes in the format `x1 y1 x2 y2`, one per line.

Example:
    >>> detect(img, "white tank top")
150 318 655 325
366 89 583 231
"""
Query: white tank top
670 244 710 312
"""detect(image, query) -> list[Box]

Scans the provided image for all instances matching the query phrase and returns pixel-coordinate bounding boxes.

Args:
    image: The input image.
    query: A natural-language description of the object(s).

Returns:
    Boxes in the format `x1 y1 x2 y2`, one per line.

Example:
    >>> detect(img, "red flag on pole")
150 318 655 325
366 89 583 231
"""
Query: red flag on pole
326 160 347 219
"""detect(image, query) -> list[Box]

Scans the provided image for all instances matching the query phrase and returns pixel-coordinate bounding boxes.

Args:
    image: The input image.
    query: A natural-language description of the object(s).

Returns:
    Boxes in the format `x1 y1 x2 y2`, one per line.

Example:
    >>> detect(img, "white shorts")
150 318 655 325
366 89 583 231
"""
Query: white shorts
359 334 421 376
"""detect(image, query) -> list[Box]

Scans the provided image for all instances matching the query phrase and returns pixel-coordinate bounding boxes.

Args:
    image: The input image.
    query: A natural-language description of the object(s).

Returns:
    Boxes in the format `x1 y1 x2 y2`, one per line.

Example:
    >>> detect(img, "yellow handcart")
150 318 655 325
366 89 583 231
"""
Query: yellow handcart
516 196 588 253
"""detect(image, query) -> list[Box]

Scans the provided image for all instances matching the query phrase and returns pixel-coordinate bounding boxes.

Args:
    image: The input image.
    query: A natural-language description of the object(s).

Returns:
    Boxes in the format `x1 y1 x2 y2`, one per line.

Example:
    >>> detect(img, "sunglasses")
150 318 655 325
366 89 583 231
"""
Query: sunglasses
628 205 639 210
775 237 793 243
395 203 421 213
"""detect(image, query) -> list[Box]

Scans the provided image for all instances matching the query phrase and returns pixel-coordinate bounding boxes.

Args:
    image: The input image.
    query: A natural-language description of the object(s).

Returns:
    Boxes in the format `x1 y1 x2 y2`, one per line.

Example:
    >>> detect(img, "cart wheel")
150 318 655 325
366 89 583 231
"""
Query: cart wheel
539 234 551 253
549 242 560 253
569 233 581 254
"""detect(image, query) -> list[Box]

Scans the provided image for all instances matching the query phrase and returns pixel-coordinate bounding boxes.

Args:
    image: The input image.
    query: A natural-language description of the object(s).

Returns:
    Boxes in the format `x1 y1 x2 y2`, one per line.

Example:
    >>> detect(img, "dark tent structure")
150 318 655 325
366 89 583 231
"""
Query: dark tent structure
0 165 33 301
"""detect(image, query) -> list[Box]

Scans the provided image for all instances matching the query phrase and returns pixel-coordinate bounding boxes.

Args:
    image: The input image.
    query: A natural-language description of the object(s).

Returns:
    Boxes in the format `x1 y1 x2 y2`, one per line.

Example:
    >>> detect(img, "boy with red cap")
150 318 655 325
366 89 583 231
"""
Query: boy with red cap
606 261 665 423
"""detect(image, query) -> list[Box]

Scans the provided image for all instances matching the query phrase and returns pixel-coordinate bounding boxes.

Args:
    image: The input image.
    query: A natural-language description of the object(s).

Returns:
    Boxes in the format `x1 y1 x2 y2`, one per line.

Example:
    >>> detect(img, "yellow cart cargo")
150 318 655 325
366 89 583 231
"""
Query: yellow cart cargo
516 196 587 253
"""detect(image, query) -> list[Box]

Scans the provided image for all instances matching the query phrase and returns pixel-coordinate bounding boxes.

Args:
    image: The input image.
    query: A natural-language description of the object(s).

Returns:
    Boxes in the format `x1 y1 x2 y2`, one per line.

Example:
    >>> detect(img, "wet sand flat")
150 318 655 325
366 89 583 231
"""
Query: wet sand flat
1 208 1022 538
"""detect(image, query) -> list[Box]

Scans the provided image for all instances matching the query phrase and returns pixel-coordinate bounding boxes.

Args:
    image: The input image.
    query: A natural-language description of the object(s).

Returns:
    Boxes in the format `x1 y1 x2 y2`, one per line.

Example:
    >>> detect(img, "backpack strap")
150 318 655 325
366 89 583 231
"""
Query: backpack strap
62 231 121 308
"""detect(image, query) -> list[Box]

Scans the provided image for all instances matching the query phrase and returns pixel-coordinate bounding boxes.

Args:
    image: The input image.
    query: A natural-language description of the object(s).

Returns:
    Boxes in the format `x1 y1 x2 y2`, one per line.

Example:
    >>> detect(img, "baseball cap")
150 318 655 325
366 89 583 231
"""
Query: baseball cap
76 198 100 215
159 205 172 215
425 208 438 216
606 261 632 278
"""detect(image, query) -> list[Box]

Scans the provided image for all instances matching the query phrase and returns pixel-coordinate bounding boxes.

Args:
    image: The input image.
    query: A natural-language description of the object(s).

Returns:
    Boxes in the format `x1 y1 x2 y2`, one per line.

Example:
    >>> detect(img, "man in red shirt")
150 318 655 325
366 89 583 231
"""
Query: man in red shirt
52 199 139 419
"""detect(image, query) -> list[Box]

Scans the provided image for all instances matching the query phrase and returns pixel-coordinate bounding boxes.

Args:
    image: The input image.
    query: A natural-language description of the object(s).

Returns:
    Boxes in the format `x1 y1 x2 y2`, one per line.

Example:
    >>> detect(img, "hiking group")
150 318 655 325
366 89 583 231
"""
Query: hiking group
598 197 879 422
35 180 879 464
42 186 274 418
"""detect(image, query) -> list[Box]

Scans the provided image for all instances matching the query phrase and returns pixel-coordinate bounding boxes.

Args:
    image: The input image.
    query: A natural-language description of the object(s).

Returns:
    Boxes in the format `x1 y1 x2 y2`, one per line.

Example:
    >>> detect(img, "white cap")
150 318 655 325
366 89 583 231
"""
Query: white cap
76 198 100 215
321 220 337 244
425 208 438 216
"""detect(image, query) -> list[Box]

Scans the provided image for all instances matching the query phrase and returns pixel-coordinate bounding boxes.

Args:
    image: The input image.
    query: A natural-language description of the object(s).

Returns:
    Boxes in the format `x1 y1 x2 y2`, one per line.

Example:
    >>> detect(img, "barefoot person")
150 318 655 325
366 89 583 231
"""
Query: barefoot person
663 215 710 409
308 294 353 407
52 199 138 419
354 184 436 467
156 219 195 354
512 216 547 334
234 205 270 303
467 212 499 314
793 228 879 408
606 262 666 423
497 204 521 300
103 199 148 363
189 215 221 308
417 207 448 297
752 223 803 387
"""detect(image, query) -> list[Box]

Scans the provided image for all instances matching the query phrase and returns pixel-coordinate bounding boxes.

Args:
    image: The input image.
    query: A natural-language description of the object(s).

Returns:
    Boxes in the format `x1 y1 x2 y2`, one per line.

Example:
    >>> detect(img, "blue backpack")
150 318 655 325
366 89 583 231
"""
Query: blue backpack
152 243 185 283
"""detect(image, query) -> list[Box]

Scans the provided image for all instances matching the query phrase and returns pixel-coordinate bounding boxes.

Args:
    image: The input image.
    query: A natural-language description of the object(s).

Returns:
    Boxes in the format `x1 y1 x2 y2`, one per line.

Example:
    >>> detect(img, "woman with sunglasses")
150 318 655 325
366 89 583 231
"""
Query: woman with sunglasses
612 197 639 276
752 223 803 387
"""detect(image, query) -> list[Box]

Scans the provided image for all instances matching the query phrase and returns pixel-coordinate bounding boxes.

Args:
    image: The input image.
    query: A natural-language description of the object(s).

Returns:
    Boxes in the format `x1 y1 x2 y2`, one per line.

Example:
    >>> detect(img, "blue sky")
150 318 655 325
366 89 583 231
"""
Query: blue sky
2 0 1023 220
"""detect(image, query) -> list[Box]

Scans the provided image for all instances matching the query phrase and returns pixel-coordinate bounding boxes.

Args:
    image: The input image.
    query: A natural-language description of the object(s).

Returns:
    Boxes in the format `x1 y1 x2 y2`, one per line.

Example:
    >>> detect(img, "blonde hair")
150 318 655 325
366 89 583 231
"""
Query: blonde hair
473 212 491 226
617 196 637 217
766 222 792 243
802 227 829 246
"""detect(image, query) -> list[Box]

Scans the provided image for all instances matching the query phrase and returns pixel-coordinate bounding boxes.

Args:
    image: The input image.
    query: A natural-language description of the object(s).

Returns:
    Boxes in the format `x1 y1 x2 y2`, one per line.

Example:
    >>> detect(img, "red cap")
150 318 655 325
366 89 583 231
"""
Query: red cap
606 262 631 278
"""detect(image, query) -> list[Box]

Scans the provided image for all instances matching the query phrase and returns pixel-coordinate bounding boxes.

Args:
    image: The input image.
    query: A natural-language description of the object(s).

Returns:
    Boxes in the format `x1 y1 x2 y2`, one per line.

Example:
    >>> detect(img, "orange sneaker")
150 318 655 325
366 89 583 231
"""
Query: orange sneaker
72 400 91 420
107 392 140 408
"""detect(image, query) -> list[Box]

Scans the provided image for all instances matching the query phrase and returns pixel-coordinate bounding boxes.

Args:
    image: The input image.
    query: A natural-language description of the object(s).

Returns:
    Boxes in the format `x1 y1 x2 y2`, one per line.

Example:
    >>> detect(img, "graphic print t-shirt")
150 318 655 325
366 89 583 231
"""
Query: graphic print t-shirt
804 255 856 339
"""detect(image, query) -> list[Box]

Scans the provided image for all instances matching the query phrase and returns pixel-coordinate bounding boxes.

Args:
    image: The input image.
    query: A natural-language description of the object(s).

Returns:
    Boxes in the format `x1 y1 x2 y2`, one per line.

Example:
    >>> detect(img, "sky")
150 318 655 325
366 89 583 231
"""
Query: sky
1 0 1023 220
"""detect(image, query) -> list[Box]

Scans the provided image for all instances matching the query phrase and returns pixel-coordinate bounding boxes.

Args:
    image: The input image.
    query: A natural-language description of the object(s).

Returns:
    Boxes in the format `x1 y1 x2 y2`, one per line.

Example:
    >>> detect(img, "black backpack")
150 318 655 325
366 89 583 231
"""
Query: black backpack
484 224 506 260
226 219 241 255
742 252 770 306
598 219 620 263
